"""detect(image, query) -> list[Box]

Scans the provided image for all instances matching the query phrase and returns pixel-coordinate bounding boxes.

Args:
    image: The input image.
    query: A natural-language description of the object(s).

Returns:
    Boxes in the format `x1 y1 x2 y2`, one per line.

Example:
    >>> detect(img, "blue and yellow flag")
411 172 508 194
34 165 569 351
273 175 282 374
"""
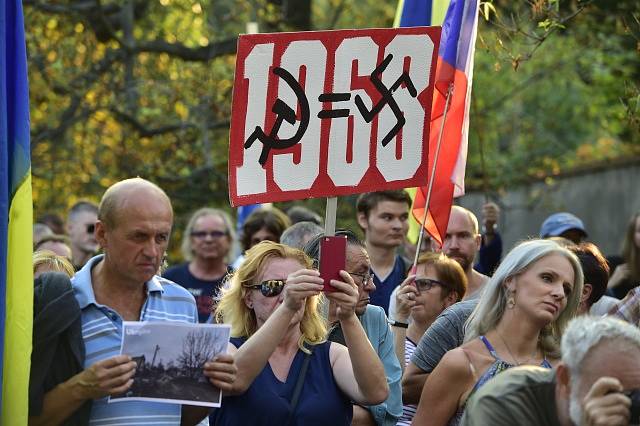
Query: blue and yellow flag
1 0 34 423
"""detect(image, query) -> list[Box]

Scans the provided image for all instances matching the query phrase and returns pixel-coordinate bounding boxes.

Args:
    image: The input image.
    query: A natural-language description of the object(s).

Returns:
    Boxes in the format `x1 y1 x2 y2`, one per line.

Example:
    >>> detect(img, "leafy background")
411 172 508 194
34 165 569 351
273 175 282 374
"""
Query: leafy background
25 0 640 258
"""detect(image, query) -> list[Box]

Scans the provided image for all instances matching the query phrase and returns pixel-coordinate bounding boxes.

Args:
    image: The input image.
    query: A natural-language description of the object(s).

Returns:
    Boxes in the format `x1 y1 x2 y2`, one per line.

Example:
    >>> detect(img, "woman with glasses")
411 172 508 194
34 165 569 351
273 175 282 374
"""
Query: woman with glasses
163 207 234 322
411 239 584 426
211 241 388 425
393 252 467 426
303 230 404 426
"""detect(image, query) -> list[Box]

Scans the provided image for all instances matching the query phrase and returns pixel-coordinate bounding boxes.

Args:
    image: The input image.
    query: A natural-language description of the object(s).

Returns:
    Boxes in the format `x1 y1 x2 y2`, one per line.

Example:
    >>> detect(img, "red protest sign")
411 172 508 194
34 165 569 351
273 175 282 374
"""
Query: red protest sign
229 27 441 207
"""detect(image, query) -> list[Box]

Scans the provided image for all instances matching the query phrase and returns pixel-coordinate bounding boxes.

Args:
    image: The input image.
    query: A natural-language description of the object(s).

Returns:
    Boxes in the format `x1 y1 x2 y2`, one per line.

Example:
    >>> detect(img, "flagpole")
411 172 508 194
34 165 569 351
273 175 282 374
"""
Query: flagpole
412 83 454 273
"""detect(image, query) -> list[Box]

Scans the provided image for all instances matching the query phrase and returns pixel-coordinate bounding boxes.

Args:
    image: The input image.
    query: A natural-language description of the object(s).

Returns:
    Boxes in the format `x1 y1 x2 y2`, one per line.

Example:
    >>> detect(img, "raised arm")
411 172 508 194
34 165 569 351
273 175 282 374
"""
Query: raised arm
392 275 417 371
231 269 323 393
327 271 389 405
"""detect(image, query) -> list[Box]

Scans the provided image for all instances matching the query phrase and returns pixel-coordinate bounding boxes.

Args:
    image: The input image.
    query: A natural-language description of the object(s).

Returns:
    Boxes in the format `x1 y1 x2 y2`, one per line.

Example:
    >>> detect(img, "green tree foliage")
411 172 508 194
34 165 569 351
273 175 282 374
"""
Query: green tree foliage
25 0 639 258
468 0 640 192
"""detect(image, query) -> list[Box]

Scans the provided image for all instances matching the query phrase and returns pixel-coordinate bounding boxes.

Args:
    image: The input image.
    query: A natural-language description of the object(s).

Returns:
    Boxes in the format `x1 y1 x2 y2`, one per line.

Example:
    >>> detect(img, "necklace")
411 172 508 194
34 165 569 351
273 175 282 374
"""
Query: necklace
495 330 538 366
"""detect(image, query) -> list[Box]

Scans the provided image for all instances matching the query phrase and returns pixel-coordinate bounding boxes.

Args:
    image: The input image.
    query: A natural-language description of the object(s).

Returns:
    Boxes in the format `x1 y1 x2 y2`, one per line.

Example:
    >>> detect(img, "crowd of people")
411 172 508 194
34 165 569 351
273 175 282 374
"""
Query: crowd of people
29 178 640 426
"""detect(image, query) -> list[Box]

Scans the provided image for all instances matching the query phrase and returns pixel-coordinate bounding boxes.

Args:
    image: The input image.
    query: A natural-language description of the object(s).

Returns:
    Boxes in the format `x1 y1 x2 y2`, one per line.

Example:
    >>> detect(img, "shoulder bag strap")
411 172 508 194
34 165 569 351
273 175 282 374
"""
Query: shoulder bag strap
286 345 313 426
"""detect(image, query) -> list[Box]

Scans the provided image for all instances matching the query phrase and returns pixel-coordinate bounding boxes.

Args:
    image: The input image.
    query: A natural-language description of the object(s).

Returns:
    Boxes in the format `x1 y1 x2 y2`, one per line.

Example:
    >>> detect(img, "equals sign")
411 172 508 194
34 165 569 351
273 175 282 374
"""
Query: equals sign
318 92 351 119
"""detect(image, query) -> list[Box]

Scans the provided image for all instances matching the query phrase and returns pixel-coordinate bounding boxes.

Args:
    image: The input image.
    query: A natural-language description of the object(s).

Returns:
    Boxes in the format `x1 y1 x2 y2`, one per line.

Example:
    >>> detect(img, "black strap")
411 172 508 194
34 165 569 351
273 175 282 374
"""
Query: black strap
286 346 313 425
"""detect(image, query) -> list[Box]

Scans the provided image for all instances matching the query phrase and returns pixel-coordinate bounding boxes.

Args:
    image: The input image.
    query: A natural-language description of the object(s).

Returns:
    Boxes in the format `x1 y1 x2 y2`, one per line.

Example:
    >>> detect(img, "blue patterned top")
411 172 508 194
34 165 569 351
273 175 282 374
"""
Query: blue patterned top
448 335 552 426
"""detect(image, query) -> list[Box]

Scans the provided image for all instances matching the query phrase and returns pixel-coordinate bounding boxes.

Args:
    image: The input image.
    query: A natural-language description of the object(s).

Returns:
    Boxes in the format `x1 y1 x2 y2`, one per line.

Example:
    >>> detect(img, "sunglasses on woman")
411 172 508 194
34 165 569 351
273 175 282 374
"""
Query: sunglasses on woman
413 278 446 293
246 279 286 297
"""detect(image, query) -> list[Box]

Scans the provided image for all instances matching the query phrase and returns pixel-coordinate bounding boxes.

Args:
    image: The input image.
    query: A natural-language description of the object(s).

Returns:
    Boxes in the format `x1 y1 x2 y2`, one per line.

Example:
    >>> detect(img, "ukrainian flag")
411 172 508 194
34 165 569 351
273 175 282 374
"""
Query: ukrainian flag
1 0 34 423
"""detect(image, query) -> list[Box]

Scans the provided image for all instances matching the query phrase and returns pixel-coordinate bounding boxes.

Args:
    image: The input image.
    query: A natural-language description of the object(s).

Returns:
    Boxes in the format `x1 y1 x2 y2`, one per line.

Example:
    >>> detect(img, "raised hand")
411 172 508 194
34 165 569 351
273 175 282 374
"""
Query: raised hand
395 275 418 322
325 270 359 322
281 268 324 313
582 377 631 426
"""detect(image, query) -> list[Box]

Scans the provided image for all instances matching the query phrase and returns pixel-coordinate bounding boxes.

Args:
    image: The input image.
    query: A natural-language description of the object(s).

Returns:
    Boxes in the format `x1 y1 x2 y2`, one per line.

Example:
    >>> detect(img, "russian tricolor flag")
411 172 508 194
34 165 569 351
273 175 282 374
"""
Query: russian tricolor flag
398 0 479 246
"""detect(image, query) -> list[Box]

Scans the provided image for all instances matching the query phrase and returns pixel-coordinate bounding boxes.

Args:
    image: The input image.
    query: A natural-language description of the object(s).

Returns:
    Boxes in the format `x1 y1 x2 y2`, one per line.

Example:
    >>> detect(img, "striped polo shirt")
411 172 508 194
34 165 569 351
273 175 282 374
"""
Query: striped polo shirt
72 255 198 426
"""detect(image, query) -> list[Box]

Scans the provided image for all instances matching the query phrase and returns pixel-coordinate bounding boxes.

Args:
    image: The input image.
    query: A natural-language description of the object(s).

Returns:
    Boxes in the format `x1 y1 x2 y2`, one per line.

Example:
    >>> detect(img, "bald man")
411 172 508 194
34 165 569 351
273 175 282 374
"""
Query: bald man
440 206 489 299
30 178 236 426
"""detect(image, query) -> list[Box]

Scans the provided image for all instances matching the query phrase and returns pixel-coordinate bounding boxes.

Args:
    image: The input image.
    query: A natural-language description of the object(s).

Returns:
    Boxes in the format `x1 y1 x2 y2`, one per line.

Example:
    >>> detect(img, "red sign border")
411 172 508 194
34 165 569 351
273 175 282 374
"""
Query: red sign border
229 26 441 207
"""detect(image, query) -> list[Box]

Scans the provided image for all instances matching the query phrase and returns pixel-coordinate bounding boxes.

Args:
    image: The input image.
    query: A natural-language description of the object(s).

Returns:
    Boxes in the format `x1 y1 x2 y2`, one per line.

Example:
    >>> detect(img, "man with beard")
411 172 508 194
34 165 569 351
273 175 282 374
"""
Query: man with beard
461 315 640 426
440 206 489 300
164 208 234 322
356 190 412 314
304 231 403 426
397 206 487 405
67 201 100 269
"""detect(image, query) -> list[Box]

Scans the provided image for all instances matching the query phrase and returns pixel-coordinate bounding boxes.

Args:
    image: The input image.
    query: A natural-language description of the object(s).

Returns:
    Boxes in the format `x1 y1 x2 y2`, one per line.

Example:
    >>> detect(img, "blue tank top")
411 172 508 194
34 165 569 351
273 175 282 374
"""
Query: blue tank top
211 337 352 426
448 335 552 426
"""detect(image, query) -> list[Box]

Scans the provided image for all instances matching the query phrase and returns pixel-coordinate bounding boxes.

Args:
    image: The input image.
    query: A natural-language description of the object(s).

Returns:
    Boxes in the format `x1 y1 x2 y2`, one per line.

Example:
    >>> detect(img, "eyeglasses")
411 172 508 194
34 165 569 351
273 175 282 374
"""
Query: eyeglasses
86 224 95 234
245 279 286 297
414 278 445 293
191 230 228 239
350 271 374 286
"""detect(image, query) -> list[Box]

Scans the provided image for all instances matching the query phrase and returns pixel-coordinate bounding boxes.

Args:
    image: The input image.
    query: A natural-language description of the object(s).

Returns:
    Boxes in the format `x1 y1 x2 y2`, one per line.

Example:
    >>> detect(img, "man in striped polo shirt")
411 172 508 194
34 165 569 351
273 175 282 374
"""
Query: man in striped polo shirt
39 178 236 426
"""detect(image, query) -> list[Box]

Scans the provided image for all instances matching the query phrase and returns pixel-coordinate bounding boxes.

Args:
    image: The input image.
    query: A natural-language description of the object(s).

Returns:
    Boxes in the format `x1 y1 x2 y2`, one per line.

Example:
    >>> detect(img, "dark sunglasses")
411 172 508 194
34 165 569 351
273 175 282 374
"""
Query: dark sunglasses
191 230 228 239
86 224 95 234
414 278 445 293
349 271 374 285
246 279 286 297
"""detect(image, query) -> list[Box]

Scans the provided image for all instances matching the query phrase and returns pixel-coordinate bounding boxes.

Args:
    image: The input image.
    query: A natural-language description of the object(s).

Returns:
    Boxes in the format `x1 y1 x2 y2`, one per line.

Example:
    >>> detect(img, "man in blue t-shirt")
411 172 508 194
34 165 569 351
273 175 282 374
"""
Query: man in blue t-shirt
356 190 412 314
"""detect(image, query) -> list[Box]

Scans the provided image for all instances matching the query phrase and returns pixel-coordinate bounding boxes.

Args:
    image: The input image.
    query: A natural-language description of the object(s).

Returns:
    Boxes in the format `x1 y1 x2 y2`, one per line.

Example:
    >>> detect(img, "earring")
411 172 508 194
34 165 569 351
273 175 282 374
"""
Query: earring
506 290 516 309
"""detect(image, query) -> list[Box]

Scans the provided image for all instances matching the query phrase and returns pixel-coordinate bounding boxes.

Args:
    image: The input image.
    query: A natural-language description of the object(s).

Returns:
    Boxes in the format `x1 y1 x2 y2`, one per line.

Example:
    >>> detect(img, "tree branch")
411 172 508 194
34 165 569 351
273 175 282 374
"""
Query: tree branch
132 37 238 61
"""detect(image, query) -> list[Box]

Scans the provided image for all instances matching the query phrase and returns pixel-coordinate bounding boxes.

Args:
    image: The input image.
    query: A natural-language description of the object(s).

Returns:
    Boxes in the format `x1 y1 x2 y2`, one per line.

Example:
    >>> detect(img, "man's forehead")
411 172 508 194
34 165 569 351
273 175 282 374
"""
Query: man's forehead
447 209 475 233
112 202 173 230
346 245 370 268
371 200 409 215
580 341 640 388
194 215 227 231
73 210 97 222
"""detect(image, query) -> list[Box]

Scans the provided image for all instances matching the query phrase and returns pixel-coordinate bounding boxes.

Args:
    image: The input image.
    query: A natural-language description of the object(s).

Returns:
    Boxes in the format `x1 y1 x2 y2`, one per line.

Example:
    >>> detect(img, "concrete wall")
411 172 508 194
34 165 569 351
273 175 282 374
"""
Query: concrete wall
457 160 640 257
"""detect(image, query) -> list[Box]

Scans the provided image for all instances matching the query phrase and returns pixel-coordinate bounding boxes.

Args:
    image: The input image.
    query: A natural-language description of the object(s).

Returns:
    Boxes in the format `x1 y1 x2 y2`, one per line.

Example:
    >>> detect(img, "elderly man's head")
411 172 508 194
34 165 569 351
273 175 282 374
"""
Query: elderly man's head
95 178 173 285
556 316 640 425
67 201 99 265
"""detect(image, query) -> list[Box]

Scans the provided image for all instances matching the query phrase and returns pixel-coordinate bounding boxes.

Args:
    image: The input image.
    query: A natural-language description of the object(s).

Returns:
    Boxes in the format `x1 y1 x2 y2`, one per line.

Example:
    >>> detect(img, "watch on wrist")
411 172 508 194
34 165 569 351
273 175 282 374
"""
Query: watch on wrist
388 319 409 328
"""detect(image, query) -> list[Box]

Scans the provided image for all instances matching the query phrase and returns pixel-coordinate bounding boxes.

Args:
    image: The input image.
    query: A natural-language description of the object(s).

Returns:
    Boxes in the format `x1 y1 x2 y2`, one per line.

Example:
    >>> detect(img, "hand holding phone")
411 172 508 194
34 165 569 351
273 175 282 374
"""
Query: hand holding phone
319 236 347 292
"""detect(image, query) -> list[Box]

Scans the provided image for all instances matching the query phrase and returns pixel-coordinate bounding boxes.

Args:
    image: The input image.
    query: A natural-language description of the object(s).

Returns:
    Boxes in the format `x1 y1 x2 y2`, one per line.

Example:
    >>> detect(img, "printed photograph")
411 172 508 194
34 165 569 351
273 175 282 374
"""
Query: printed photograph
110 321 231 407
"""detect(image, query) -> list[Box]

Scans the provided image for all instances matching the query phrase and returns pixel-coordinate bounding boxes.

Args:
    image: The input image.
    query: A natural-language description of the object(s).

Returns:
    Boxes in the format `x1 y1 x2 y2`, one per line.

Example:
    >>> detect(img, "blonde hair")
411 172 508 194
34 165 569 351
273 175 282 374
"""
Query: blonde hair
215 241 326 353
465 239 584 358
33 249 75 278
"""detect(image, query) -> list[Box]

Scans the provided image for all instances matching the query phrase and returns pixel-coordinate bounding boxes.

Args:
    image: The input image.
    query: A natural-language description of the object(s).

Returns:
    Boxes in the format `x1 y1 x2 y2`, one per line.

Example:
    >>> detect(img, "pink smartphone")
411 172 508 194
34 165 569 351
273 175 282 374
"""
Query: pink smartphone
319 235 347 292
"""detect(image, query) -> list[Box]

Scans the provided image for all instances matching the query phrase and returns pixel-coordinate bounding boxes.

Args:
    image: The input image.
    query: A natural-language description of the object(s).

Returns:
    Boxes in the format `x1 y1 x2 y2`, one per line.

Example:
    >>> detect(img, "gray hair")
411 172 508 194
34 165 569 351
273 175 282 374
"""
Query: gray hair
33 223 53 246
465 239 584 357
562 315 640 375
280 221 323 250
564 316 640 425
181 207 235 262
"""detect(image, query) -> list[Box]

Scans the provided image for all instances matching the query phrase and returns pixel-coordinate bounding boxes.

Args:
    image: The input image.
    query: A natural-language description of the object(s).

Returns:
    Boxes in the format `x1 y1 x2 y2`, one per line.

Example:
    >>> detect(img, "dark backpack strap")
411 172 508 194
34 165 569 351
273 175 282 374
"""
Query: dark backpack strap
286 346 313 425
